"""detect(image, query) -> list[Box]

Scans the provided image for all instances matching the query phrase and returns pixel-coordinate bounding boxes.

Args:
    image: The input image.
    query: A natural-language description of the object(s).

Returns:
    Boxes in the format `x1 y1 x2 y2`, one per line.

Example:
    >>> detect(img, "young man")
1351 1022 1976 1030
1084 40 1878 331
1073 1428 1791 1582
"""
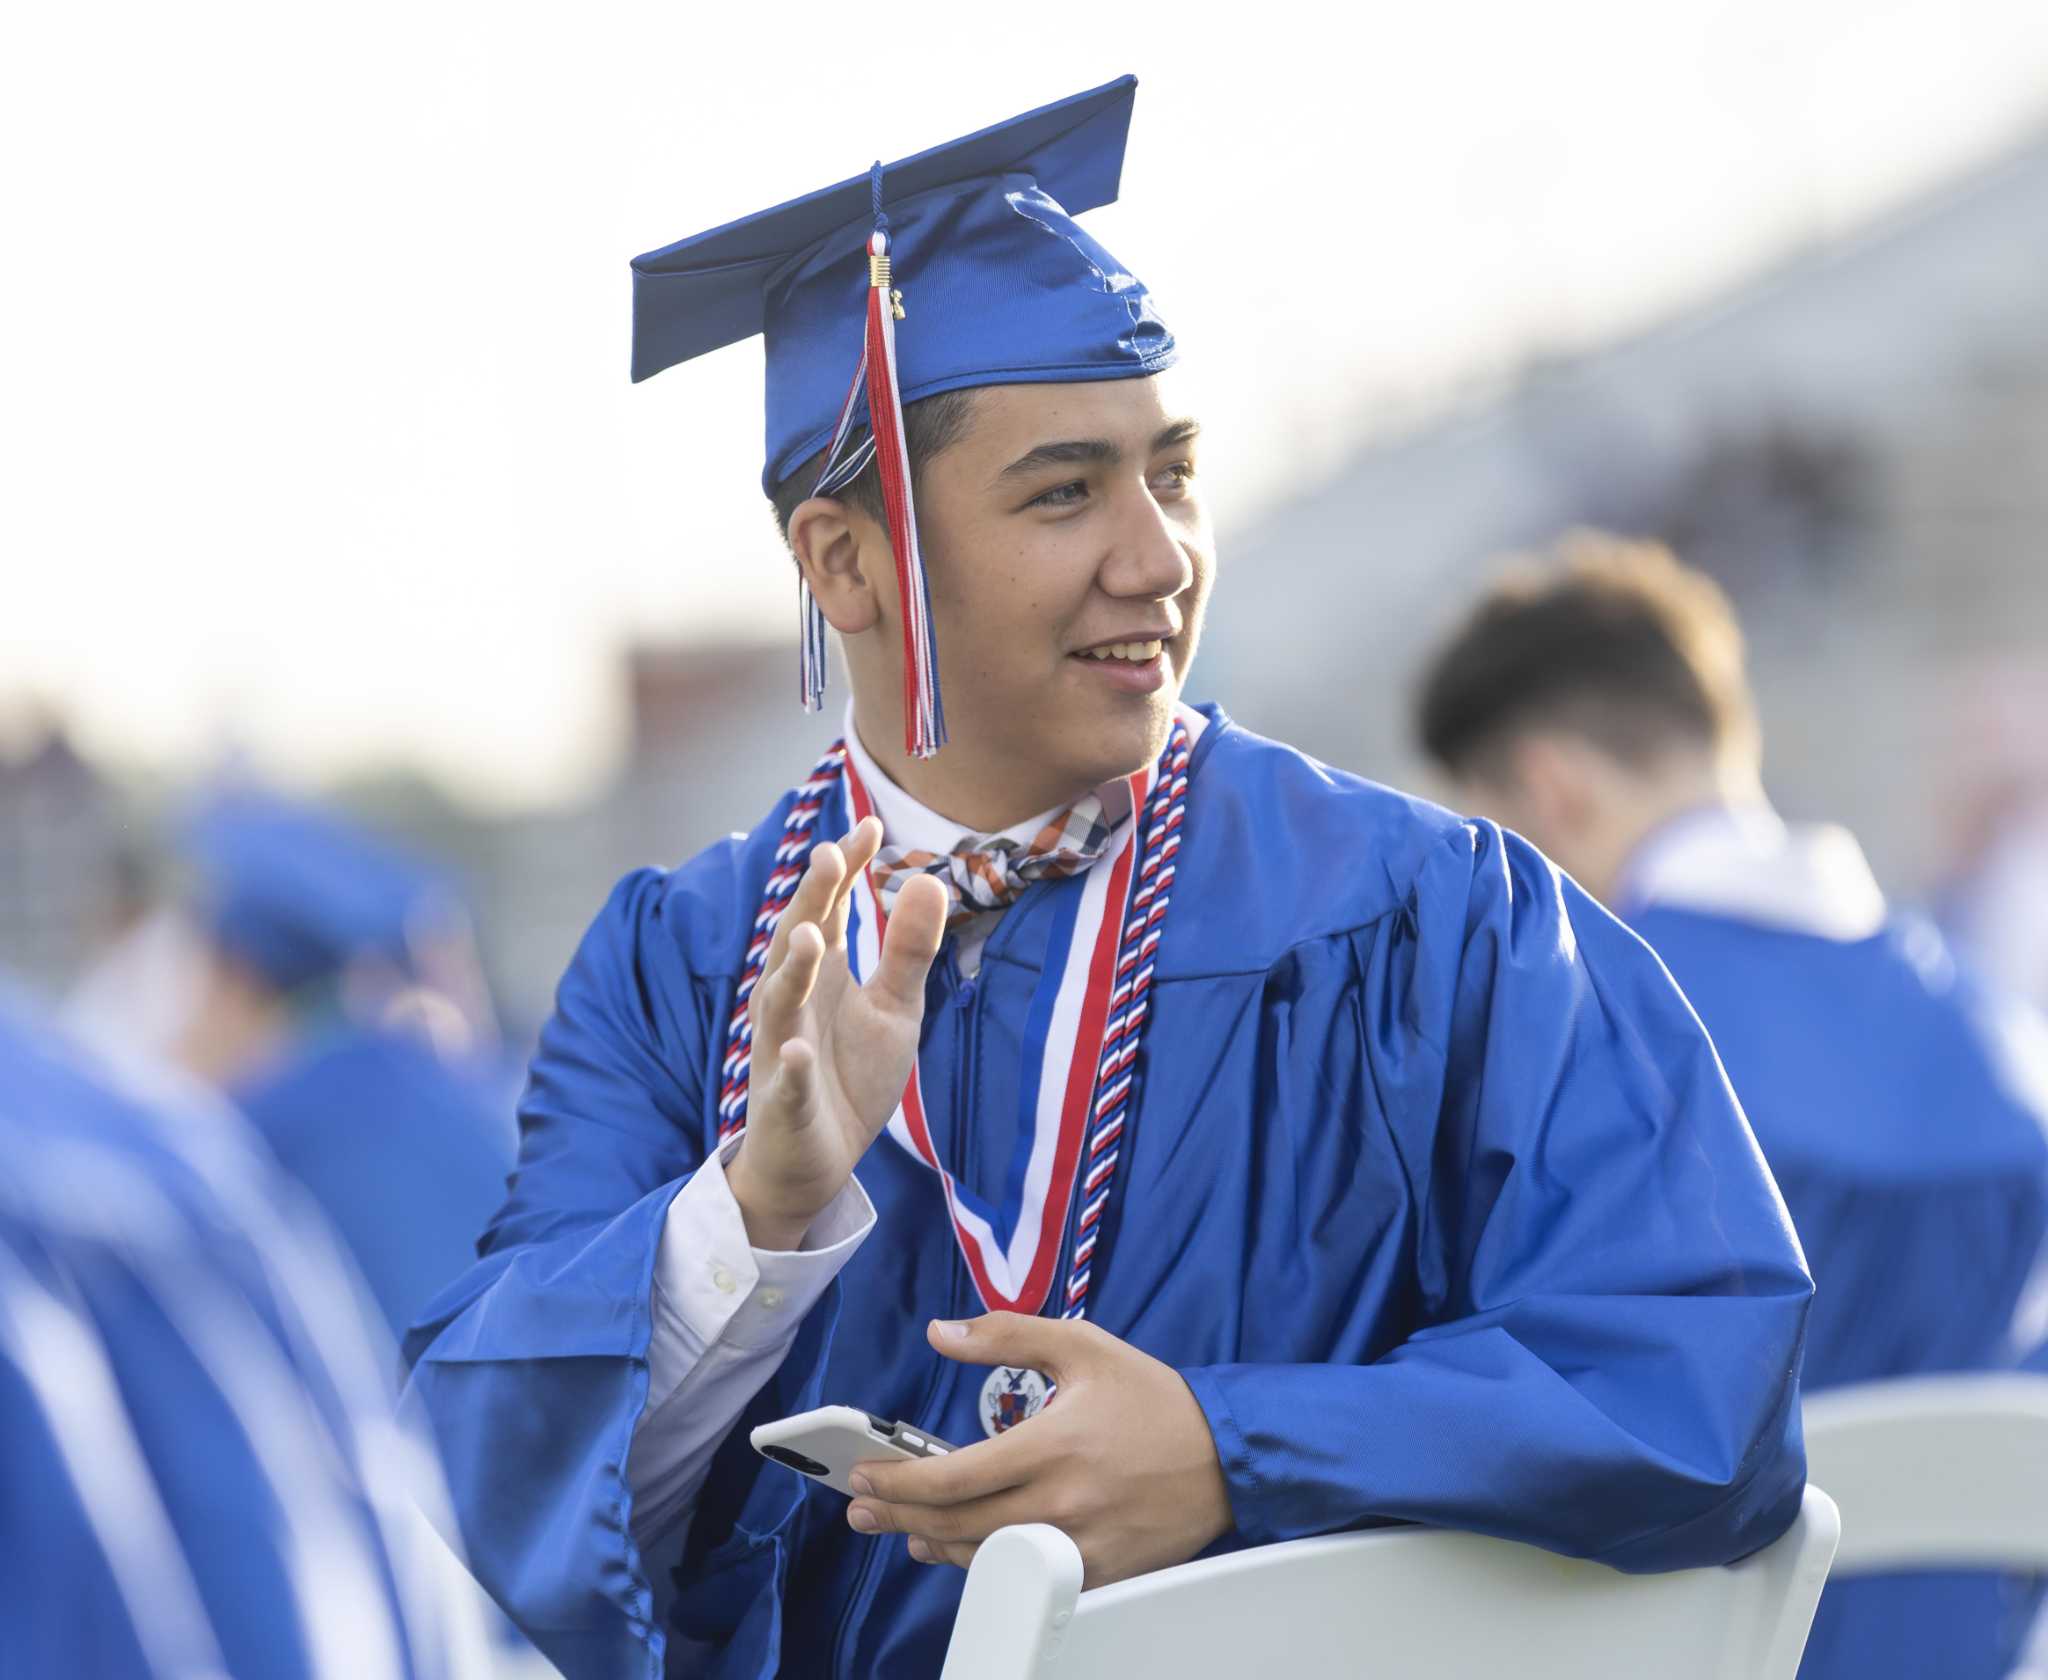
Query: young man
405 81 1814 1679
1416 534 2048 1680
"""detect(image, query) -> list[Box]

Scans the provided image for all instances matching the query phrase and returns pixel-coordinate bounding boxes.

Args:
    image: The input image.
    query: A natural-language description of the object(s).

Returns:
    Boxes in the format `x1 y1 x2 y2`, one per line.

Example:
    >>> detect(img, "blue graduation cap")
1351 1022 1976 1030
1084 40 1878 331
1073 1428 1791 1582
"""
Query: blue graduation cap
183 791 459 996
629 76 1176 758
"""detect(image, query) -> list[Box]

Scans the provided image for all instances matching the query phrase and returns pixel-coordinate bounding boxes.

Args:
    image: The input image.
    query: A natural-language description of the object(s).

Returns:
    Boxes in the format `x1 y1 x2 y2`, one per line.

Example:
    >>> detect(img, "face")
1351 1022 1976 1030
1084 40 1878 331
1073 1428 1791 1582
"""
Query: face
901 373 1213 803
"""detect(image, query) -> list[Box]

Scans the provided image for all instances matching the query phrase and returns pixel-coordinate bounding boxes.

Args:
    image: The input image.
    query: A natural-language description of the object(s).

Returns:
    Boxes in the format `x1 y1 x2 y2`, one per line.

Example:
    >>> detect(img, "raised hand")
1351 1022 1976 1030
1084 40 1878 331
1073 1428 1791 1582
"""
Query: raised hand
725 815 949 1250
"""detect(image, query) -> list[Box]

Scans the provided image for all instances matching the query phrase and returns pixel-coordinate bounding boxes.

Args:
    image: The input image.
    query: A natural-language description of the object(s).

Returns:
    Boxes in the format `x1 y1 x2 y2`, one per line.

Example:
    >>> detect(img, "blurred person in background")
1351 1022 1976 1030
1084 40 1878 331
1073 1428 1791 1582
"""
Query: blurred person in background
1935 668 2048 1021
0 988 491 1677
162 789 515 1347
61 843 210 1066
1415 533 2048 1680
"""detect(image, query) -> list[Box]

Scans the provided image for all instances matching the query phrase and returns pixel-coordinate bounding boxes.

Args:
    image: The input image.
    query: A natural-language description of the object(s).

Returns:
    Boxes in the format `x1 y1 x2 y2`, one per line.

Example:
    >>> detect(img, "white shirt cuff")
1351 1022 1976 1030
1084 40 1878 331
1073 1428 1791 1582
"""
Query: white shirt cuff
646 1136 875 1404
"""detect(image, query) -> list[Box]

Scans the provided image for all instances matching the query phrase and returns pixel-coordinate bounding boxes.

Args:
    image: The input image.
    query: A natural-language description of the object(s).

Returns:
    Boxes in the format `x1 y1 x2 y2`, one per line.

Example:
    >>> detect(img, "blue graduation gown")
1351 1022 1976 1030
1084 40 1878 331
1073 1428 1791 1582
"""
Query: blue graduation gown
234 1025 516 1346
405 709 1812 1679
0 1005 455 1679
1628 905 2048 1680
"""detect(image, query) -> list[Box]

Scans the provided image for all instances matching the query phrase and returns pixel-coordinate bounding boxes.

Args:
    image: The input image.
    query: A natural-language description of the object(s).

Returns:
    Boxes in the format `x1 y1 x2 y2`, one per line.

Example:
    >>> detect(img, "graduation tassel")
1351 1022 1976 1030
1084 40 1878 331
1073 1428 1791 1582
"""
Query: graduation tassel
797 575 829 714
863 228 947 758
798 317 880 712
796 166 945 755
799 325 877 714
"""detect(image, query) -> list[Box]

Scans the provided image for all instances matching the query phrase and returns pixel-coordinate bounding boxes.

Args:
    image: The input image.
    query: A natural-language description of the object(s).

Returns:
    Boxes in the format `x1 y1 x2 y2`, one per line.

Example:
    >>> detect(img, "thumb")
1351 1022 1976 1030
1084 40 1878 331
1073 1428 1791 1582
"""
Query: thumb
926 1311 1103 1382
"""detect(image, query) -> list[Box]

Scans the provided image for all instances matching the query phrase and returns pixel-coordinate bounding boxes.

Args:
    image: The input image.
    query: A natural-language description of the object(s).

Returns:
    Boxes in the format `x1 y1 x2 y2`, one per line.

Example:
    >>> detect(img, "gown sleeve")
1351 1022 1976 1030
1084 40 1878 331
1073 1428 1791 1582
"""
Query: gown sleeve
1180 819 1814 1572
400 869 713 1679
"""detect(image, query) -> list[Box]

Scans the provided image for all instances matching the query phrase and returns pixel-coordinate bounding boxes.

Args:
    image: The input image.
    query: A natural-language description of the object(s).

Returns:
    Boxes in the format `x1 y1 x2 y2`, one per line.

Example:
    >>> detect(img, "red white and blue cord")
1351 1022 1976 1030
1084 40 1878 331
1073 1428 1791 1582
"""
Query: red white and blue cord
1059 718 1191 1320
719 722 1194 1315
717 743 848 1138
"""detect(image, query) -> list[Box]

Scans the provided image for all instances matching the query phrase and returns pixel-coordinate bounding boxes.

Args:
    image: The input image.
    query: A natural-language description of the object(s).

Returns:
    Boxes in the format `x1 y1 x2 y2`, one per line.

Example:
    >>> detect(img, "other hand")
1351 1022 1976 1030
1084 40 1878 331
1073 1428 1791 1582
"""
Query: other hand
845 1313 1233 1587
726 816 949 1249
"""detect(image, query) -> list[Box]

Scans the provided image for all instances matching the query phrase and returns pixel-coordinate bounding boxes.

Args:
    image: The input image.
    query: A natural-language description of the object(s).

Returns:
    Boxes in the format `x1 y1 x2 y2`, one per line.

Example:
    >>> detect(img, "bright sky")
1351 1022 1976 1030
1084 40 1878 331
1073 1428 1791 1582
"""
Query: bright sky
6 0 2046 809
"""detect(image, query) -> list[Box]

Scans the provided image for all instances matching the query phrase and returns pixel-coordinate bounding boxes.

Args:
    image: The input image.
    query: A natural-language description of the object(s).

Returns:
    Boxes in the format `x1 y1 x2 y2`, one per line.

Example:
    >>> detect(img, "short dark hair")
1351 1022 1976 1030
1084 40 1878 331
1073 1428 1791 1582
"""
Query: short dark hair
767 387 980 547
1415 532 1756 778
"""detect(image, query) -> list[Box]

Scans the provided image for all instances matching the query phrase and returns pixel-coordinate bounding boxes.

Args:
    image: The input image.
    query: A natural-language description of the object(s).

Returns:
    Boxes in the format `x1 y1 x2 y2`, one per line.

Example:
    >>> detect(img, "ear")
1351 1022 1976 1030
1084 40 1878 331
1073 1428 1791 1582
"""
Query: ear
789 497 885 635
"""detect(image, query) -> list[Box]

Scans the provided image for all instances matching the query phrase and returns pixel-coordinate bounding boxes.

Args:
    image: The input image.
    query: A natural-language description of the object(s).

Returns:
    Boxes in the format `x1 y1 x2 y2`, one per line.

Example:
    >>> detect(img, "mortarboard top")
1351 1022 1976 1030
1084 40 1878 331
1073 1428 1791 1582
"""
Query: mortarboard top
183 792 459 995
630 75 1177 494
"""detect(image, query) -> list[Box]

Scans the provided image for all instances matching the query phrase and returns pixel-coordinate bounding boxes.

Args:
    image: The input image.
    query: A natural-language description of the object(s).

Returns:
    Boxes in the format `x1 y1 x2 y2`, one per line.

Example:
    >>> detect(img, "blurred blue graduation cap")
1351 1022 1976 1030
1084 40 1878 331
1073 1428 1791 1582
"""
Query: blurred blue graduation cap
183 792 460 995
629 77 1176 756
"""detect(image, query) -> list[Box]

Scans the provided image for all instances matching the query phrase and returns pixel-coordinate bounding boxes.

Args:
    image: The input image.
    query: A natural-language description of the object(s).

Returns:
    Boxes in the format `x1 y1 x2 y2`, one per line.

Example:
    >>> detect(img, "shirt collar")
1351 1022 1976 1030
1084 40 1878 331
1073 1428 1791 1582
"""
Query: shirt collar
1616 801 1889 941
840 702 1135 857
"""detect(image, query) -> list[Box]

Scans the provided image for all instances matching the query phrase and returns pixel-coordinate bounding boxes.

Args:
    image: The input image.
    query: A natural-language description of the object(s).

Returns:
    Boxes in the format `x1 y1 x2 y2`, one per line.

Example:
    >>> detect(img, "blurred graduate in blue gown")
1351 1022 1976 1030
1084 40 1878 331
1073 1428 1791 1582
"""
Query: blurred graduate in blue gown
1419 533 2048 1680
405 81 1814 1680
0 993 488 1677
172 790 516 1346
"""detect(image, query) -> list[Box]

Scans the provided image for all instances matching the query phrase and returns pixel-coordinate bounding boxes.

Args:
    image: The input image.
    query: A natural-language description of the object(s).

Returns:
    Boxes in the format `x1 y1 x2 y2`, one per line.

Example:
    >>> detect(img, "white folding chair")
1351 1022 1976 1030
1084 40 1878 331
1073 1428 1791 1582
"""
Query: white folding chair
1802 1373 2048 1574
938 1486 1839 1680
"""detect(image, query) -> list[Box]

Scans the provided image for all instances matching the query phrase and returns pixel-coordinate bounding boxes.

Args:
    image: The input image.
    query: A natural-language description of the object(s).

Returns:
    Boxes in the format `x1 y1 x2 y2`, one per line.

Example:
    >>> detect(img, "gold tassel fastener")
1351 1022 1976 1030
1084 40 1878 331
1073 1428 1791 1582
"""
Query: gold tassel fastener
868 250 906 319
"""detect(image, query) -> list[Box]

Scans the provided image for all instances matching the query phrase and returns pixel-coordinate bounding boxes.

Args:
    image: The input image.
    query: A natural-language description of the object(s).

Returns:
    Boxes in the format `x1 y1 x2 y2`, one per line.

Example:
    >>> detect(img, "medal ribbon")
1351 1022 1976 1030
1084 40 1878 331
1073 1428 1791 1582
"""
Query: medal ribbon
719 711 1200 1318
842 752 1147 1315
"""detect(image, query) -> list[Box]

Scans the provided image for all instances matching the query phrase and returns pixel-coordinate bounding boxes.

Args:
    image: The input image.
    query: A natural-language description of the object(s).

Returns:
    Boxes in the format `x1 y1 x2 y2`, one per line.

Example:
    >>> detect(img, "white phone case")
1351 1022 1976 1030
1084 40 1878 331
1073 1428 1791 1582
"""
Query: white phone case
749 1405 957 1497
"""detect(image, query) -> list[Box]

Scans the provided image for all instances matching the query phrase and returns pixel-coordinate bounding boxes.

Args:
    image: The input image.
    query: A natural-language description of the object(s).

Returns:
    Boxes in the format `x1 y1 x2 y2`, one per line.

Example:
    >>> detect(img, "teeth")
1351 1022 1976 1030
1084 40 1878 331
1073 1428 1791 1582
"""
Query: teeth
1083 639 1163 662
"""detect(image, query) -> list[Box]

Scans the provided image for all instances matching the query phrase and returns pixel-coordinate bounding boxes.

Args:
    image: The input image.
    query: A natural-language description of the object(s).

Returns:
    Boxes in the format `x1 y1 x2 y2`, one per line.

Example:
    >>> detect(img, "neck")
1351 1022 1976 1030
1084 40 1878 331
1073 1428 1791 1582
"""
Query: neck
1594 753 1766 903
850 694 1098 831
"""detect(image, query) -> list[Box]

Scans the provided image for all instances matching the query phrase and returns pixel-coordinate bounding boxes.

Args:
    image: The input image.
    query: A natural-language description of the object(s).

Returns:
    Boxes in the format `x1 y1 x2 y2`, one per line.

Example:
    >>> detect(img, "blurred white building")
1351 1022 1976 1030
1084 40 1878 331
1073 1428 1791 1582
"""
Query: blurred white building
13 130 2047 1029
1200 126 2048 896
0 724 133 992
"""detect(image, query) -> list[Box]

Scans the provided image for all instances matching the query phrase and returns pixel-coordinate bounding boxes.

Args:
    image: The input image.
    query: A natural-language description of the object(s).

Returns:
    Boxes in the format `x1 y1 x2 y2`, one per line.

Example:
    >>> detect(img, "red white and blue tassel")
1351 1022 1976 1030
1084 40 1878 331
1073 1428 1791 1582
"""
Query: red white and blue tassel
862 225 946 758
798 358 873 713
796 168 946 758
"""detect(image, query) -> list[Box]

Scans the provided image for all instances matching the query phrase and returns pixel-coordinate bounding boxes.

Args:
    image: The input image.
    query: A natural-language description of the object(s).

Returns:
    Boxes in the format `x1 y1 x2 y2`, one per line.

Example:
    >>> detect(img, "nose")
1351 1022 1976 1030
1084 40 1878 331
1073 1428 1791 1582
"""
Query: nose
1099 482 1196 603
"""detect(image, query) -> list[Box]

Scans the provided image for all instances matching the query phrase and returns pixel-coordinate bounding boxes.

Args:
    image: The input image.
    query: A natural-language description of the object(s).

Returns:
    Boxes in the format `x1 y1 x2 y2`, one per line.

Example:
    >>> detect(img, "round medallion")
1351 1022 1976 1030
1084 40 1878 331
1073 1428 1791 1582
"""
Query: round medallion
979 1365 1052 1437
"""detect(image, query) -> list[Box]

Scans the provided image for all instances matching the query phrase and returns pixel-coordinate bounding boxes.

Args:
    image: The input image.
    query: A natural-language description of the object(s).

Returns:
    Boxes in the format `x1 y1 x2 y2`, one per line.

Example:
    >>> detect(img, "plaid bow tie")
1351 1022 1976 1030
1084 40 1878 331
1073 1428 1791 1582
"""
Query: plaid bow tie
870 796 1116 928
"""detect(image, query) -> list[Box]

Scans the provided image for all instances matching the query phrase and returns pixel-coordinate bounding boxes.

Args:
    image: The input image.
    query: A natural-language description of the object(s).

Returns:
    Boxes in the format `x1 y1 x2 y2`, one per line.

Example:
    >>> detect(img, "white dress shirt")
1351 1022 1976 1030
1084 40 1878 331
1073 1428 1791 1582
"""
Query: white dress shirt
840 710 1132 976
1613 801 1888 941
625 1137 874 1550
625 712 1133 1553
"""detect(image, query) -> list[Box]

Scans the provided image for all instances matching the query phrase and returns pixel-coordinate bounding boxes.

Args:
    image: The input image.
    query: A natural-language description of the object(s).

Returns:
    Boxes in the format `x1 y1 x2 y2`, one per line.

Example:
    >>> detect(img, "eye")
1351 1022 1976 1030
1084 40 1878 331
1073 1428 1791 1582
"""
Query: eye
1152 460 1197 496
1026 479 1089 510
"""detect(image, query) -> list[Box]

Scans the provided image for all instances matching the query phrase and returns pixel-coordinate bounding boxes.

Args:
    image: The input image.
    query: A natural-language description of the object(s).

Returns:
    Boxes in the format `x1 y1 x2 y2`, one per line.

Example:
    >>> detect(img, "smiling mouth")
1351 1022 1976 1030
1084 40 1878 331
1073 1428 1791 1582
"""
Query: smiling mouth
1073 639 1165 664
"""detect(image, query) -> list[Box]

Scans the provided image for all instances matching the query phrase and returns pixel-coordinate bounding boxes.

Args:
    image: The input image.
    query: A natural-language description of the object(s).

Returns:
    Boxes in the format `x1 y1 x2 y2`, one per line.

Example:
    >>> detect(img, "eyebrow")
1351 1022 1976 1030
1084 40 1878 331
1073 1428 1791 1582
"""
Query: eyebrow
992 417 1203 486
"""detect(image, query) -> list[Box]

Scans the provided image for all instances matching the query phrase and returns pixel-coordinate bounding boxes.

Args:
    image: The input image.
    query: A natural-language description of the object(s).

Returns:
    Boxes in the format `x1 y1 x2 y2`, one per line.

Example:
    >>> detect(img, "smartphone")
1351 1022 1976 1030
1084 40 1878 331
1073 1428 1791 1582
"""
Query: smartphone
750 1405 960 1497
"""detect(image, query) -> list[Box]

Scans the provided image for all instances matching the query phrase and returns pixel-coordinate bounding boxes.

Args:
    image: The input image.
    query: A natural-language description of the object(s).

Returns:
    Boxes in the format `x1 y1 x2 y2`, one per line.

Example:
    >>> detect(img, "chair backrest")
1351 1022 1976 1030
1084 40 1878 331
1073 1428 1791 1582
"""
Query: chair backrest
939 1486 1839 1680
1803 1373 2048 1574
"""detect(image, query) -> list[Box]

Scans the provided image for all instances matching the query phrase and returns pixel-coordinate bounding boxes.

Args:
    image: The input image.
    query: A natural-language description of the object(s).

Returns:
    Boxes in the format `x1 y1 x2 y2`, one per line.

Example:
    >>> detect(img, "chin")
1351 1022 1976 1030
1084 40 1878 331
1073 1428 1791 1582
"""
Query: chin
1069 692 1178 785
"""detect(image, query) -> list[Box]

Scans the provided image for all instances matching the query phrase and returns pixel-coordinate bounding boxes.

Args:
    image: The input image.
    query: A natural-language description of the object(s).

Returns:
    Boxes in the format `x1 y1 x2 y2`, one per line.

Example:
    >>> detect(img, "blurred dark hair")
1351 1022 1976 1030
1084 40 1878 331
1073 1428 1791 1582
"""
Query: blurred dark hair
1415 531 1756 778
767 387 979 547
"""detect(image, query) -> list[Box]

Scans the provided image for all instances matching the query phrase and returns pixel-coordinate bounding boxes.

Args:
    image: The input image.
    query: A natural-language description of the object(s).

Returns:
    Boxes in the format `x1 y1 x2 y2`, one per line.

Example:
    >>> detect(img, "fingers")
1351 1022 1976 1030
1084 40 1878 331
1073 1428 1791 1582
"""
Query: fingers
820 816 882 956
752 923 826 1066
907 1535 977 1569
924 1312 1112 1383
848 1482 1041 1548
839 813 884 880
767 1038 816 1121
848 1433 1028 1508
869 872 947 1010
763 839 847 984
